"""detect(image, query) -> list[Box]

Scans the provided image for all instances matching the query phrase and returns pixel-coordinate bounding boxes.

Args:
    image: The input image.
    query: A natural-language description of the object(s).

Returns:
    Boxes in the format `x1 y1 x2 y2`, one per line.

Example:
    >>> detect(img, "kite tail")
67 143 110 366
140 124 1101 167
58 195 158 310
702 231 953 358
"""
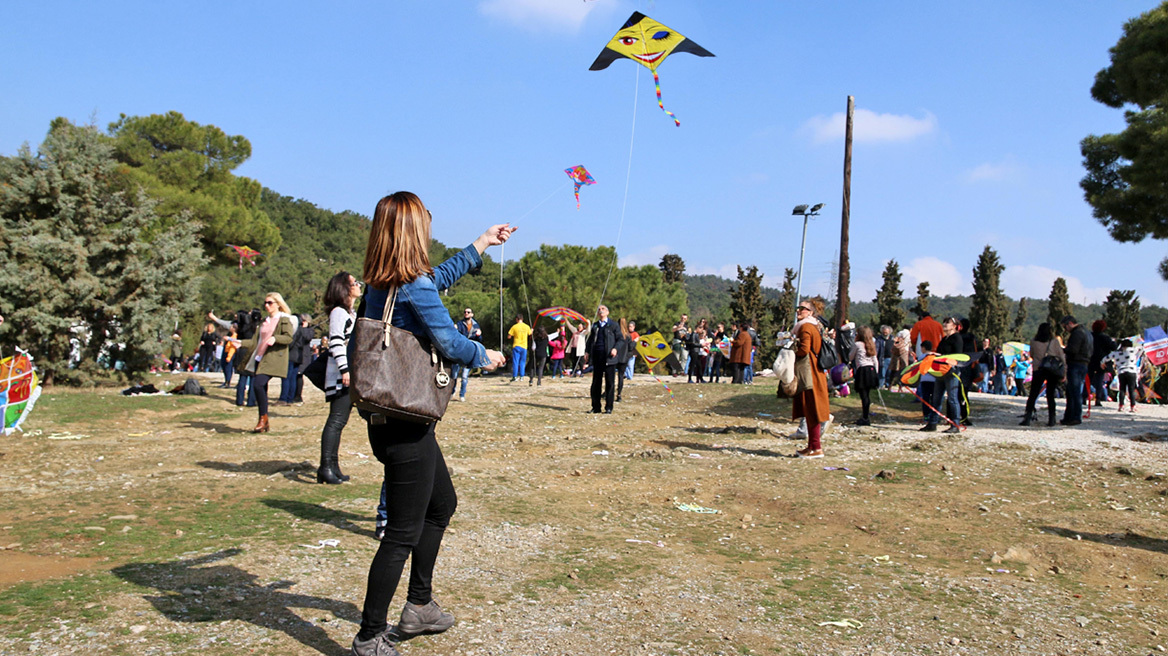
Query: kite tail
911 385 963 431
652 372 675 402
653 71 680 127
575 190 581 210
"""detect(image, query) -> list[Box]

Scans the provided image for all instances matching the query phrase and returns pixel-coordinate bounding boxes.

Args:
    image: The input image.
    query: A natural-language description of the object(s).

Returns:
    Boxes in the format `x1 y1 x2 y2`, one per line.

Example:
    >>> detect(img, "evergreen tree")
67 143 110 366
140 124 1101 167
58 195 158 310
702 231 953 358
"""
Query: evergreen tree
1102 289 1142 338
0 119 204 384
108 111 282 256
911 282 931 318
969 245 1010 344
1012 298 1029 341
659 253 686 284
1080 3 1168 278
874 259 906 329
1047 277 1073 336
729 265 776 364
773 268 797 331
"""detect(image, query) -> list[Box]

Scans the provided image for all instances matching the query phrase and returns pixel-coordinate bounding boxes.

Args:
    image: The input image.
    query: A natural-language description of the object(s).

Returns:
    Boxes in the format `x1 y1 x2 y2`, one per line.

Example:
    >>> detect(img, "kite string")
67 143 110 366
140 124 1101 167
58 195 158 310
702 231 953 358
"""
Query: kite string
597 64 640 313
517 261 533 329
498 180 569 345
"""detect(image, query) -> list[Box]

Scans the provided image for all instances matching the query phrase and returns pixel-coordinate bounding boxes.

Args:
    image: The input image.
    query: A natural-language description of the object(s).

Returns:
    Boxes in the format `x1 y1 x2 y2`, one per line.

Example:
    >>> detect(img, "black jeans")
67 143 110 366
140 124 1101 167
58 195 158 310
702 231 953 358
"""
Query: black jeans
320 389 352 465
531 355 547 384
1025 369 1058 422
855 365 876 419
591 360 616 411
358 419 456 640
253 374 273 416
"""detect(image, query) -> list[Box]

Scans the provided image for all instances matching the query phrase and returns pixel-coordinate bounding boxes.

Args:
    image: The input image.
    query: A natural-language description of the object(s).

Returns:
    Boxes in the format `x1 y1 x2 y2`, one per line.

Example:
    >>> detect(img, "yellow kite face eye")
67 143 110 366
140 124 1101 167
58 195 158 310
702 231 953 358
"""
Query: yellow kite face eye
607 17 686 70
635 331 671 366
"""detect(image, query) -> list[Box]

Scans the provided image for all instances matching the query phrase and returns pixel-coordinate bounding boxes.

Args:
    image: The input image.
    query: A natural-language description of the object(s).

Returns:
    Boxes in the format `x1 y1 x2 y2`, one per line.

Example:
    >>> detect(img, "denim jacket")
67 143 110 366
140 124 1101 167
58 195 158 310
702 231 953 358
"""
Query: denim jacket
361 244 491 369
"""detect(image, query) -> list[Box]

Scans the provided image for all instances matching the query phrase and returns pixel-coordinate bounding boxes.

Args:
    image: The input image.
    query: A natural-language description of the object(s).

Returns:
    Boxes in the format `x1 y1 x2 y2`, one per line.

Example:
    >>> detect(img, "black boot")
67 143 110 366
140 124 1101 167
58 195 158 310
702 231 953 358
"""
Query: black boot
1047 406 1057 427
1019 408 1034 426
317 460 343 484
332 461 350 482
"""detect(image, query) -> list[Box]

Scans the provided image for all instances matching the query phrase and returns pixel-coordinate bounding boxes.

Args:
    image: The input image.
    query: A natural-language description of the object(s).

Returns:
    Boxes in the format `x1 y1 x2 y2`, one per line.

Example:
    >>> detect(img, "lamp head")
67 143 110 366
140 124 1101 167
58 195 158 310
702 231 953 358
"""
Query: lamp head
809 203 824 213
792 204 808 215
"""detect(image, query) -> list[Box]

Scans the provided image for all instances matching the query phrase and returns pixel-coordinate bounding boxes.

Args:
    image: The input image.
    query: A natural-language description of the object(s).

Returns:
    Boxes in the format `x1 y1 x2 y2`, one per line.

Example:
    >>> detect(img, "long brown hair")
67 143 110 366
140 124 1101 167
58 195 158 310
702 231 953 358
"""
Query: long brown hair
858 325 877 357
363 192 434 289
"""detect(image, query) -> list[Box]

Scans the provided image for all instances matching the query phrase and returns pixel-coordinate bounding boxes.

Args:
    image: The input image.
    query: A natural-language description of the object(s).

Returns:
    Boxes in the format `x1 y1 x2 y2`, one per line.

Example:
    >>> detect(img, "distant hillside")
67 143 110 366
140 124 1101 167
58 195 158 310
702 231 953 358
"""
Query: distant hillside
682 273 1168 338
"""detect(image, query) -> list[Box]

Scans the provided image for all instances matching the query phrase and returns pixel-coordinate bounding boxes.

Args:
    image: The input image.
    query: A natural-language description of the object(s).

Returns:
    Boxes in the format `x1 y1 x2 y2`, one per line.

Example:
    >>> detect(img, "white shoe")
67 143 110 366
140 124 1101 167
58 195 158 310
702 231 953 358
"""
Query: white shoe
457 396 466 402
820 414 834 435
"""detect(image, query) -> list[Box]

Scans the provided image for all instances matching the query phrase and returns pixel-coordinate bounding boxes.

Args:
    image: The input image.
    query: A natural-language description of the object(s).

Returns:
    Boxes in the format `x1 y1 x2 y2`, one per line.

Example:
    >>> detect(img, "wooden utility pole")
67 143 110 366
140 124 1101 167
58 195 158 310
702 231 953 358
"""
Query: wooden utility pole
835 95 854 326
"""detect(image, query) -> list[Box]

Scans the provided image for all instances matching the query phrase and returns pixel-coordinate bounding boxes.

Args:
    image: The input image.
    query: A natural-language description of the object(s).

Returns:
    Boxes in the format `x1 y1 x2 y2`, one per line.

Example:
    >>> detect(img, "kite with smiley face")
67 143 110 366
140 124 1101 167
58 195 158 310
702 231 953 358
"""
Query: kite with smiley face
590 12 714 126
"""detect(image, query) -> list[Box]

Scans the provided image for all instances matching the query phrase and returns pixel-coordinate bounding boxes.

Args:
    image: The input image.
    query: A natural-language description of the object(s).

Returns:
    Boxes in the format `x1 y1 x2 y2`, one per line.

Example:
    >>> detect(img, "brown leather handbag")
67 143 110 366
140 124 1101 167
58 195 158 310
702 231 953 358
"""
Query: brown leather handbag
350 287 453 424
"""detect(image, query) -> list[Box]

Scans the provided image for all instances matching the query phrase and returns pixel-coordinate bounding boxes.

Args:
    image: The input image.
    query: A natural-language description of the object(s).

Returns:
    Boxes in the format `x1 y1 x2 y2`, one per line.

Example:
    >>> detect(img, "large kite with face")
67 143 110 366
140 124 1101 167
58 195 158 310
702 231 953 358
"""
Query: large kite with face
590 12 714 126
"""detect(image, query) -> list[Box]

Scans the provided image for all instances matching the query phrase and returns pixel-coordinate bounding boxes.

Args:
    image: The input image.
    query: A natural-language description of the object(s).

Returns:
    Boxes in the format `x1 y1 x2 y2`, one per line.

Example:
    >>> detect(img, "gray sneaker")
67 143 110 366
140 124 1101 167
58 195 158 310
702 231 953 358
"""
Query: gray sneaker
351 630 400 656
398 599 455 635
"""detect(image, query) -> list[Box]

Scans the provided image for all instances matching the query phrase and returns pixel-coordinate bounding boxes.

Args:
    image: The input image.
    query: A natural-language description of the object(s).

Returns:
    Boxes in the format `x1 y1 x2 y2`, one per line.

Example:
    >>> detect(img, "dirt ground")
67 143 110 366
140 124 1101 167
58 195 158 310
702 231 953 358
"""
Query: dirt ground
0 371 1165 655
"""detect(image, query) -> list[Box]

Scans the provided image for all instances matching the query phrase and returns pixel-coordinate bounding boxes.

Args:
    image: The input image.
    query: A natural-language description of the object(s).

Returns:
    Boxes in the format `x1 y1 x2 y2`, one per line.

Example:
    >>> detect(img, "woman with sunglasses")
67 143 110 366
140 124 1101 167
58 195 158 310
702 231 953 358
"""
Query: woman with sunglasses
317 271 362 484
793 298 830 458
242 292 295 433
453 307 482 401
351 192 509 656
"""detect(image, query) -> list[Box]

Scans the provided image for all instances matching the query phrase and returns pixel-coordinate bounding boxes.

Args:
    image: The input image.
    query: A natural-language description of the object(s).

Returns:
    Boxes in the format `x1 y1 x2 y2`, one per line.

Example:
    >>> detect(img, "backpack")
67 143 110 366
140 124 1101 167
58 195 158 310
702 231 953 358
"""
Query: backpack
816 327 839 372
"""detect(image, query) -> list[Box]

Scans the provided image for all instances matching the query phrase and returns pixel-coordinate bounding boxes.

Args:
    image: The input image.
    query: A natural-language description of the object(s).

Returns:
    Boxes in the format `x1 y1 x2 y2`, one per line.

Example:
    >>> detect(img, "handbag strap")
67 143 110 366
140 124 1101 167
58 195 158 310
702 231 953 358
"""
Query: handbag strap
379 286 447 376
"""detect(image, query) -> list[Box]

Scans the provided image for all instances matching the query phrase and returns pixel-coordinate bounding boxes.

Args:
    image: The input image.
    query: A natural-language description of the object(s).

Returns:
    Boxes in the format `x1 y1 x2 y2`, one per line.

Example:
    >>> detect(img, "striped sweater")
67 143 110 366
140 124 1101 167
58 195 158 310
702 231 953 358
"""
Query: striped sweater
325 306 356 401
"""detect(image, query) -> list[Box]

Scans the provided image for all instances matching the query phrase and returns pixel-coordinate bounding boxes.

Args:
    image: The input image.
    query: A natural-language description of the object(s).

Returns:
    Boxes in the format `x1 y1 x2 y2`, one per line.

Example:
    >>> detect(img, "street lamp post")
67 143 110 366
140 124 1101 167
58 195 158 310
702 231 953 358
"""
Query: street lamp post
791 203 824 325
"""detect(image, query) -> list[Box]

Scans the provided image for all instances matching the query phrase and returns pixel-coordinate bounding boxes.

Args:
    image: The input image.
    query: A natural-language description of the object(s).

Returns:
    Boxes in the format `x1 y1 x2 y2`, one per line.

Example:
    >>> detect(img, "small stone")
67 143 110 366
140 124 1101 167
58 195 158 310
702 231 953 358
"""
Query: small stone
1075 616 1090 628
109 515 138 521
121 526 132 533
742 514 753 523
568 572 578 580
571 469 582 477
949 637 960 645
129 625 146 634
83 526 106 532
876 470 895 480
1013 628 1026 639
174 529 184 537
978 505 989 512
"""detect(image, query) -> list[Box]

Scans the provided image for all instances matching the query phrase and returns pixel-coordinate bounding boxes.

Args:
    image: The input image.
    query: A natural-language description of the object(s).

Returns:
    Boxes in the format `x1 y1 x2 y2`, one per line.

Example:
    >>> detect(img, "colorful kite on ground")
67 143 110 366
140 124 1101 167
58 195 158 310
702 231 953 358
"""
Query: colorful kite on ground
1144 326 1168 365
590 12 714 126
898 353 969 387
564 165 596 209
227 244 263 270
0 348 42 435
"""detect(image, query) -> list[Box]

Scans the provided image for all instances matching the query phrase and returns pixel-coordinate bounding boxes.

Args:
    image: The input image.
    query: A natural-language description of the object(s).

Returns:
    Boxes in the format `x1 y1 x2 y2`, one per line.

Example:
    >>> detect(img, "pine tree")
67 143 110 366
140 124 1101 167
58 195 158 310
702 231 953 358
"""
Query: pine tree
1047 277 1073 337
659 254 686 284
1012 298 1029 341
969 246 1010 344
874 259 906 329
911 282 931 318
1102 289 1142 338
729 265 776 362
0 119 205 383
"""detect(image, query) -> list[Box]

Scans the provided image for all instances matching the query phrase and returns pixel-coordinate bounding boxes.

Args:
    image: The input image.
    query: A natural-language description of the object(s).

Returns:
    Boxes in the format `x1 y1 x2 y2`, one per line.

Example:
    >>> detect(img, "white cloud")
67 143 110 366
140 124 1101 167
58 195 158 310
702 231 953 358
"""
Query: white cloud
901 256 967 297
618 244 670 268
803 108 938 144
478 0 600 31
1001 265 1110 305
964 157 1020 183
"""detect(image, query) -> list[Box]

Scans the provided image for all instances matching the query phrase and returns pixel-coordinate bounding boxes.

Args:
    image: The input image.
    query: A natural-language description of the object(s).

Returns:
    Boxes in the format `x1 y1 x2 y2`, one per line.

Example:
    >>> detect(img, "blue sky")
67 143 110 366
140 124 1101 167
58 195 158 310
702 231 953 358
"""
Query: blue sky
2 1 1165 307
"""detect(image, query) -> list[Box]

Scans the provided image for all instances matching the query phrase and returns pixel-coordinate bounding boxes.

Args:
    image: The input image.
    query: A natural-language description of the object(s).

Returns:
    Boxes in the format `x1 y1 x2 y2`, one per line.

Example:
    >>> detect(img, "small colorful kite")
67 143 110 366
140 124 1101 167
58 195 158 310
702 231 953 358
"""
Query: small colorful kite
635 331 675 401
1002 341 1029 367
226 244 263 270
564 165 596 209
0 347 42 435
898 353 970 431
590 12 714 127
714 336 732 359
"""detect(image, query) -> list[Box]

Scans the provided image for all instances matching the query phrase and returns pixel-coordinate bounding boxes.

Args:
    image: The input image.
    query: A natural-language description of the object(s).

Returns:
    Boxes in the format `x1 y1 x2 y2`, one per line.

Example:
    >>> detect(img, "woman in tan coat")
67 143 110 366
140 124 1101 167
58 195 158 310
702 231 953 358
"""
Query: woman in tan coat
793 298 830 458
243 292 295 433
729 322 753 384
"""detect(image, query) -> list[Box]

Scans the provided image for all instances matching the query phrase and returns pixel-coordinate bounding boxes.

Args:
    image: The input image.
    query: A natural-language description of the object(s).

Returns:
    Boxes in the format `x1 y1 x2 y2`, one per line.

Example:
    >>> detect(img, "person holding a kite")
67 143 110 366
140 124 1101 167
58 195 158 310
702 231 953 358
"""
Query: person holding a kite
350 192 510 656
792 299 831 458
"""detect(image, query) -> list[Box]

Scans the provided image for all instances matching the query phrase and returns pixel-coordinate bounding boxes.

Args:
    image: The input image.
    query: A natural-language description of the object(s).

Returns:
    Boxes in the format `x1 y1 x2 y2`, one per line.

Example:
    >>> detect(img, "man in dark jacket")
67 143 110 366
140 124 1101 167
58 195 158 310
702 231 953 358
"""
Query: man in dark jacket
585 305 621 414
1061 315 1091 425
280 314 315 404
1088 320 1115 406
957 319 978 425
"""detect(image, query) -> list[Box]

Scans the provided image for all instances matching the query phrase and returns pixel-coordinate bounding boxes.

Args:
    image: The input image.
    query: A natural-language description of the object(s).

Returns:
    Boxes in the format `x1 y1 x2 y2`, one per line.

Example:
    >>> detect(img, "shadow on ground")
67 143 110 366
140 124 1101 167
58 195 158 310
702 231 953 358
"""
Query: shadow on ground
112 549 359 656
652 438 790 459
1041 526 1168 555
262 498 377 539
197 460 317 484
